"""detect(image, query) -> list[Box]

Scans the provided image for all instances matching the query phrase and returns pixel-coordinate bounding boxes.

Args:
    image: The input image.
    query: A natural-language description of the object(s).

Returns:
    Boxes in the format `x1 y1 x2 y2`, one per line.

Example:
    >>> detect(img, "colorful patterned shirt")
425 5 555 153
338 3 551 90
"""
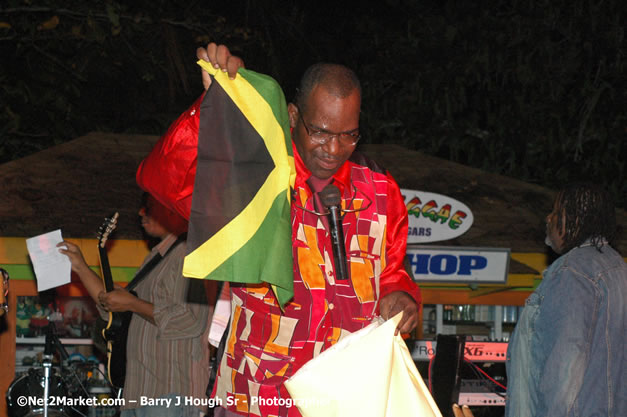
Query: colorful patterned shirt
213 146 421 417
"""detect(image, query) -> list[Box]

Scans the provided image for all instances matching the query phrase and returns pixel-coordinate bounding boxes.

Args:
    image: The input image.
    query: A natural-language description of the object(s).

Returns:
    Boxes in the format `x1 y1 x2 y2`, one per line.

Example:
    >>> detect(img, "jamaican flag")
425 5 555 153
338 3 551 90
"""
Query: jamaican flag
183 61 296 306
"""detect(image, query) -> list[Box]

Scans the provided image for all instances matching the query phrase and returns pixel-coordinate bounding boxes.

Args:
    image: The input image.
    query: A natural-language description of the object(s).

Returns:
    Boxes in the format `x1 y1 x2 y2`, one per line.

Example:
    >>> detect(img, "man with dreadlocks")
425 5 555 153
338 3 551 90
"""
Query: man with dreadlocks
505 182 627 417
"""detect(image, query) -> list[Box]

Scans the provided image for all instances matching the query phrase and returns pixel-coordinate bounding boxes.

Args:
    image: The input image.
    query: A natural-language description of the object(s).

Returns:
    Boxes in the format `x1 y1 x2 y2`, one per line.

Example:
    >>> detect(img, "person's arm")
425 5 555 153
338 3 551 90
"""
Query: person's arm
57 241 105 304
378 175 421 334
99 244 210 332
534 269 595 416
98 289 155 324
150 243 210 339
196 42 245 86
58 241 153 321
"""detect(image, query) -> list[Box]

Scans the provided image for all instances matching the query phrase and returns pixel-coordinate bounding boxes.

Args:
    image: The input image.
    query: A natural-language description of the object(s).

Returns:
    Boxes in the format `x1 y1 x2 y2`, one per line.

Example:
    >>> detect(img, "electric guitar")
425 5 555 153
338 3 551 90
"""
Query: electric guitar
97 215 185 388
97 213 131 389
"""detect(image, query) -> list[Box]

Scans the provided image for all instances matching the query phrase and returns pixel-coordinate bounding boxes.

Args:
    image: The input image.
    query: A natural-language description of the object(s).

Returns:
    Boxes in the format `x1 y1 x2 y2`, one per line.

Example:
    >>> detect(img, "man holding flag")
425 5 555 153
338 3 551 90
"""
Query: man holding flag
138 43 421 417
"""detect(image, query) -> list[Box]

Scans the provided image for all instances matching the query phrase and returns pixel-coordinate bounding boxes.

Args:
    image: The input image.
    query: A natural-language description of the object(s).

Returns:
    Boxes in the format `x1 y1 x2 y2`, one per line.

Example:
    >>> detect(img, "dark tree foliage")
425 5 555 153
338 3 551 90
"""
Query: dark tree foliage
0 0 262 157
1 0 625 207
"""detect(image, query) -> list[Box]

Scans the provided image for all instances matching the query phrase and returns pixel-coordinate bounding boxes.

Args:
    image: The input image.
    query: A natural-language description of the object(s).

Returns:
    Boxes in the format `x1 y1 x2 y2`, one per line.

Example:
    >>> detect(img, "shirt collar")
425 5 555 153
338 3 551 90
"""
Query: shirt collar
154 233 178 256
577 237 609 248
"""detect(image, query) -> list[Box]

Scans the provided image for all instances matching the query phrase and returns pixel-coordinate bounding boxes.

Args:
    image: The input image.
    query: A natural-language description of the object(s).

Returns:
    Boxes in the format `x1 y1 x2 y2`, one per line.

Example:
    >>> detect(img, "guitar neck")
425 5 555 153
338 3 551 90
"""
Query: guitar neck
98 245 115 293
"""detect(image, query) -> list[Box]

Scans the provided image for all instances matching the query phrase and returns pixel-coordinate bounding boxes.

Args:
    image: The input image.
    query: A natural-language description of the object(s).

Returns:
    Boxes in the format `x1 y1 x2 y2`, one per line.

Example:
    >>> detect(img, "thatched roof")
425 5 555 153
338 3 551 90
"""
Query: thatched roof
1 133 624 257
0 132 158 240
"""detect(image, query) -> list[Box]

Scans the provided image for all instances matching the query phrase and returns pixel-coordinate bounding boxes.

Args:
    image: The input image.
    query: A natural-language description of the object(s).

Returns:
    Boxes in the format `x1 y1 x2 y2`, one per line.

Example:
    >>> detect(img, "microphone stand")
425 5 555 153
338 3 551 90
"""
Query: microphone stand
42 324 56 417
42 323 89 417
47 322 91 413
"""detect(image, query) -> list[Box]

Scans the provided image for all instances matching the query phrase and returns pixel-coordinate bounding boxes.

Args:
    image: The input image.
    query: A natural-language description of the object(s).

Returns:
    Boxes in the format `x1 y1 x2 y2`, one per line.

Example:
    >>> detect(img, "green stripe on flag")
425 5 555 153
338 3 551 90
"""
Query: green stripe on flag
185 62 295 305
184 164 289 278
193 191 293 305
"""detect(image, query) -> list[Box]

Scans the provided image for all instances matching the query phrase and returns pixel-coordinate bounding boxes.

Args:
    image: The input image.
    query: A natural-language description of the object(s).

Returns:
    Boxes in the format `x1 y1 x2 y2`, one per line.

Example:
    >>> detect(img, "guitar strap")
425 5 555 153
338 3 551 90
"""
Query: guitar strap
125 235 185 292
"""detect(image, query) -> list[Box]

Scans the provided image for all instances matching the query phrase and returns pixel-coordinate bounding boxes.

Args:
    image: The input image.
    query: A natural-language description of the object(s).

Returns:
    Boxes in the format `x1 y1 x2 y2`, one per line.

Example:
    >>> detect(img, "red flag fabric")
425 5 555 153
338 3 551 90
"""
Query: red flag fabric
136 93 204 220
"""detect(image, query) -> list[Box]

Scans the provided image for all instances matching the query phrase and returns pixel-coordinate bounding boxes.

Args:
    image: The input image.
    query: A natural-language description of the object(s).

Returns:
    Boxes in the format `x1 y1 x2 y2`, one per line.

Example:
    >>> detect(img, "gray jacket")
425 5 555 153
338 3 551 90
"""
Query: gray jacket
506 242 626 417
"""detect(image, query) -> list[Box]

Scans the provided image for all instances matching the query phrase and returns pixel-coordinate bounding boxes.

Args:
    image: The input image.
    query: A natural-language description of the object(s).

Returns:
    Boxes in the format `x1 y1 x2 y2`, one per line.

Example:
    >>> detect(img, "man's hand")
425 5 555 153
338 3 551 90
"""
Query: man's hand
57 241 89 274
57 240 105 304
452 404 475 417
196 42 245 87
380 291 419 335
98 289 136 313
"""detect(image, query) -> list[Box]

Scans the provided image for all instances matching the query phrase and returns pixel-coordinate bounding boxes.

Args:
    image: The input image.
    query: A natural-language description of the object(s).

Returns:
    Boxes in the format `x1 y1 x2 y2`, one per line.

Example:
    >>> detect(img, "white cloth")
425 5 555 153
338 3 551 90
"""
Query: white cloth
285 313 442 417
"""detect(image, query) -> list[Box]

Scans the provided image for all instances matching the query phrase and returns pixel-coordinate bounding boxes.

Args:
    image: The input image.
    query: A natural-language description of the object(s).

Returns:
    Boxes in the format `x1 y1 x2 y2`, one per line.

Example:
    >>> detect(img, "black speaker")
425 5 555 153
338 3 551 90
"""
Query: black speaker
431 334 466 417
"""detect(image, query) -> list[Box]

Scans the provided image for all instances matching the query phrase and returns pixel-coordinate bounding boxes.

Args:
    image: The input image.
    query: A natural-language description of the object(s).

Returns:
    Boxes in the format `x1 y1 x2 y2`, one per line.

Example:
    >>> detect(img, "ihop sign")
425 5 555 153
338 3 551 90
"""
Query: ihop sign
401 189 474 244
407 246 510 284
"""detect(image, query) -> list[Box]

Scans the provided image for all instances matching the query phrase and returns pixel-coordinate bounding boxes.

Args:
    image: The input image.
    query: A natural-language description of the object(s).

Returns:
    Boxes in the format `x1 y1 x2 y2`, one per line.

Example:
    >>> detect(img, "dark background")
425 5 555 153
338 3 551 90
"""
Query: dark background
1 0 625 206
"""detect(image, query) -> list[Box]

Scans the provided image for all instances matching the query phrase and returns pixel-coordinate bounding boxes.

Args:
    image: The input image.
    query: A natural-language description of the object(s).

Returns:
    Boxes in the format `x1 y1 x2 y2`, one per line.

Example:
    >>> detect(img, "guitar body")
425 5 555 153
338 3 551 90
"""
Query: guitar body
103 308 132 389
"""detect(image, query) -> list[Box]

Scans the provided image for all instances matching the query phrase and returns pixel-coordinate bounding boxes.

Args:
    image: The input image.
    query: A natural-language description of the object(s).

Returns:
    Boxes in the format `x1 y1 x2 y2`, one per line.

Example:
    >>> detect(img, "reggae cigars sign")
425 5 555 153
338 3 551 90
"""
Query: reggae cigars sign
401 189 473 243
401 189 510 284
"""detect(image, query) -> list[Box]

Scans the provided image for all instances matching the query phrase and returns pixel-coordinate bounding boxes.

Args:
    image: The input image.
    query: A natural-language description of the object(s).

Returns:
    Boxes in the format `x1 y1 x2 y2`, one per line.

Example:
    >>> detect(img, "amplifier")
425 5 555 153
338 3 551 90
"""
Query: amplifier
410 340 508 362
410 339 509 409
458 392 506 406
458 379 506 406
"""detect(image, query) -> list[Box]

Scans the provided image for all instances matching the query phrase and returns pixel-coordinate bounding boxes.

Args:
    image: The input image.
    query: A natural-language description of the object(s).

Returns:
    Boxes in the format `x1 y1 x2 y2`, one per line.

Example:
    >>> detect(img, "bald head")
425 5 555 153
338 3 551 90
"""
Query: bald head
287 63 362 179
294 63 361 113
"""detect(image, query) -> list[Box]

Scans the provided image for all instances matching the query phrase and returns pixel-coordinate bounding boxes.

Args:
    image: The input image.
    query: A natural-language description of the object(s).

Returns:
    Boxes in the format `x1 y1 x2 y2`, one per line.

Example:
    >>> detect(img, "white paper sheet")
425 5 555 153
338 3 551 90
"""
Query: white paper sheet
26 229 71 292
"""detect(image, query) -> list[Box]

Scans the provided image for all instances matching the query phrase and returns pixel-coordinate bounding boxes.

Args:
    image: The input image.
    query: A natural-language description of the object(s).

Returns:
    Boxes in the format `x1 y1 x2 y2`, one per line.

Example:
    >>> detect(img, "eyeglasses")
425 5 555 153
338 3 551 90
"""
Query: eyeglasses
296 107 361 146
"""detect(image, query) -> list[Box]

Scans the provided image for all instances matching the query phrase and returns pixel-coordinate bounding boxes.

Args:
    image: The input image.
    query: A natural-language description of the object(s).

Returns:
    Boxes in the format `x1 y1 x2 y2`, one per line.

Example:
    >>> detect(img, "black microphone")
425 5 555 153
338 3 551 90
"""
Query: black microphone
320 184 348 280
